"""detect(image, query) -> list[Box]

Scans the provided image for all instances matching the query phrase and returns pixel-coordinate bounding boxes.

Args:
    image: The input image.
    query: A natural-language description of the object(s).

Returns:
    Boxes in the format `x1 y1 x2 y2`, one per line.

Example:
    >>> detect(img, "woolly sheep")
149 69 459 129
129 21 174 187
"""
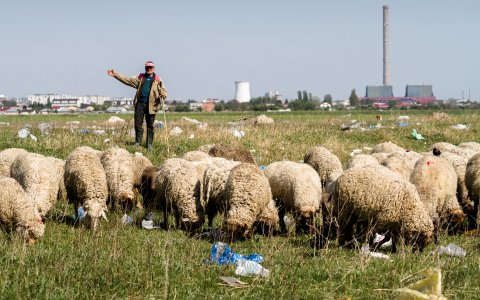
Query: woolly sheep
0 148 28 177
371 152 389 164
154 158 204 232
465 153 480 226
371 142 405 154
197 144 214 153
381 151 422 181
333 165 434 252
304 146 343 189
132 153 153 190
0 176 45 244
410 156 464 241
458 142 480 153
46 156 67 201
431 142 457 153
255 198 280 236
346 154 379 170
182 151 210 162
223 163 271 240
11 152 63 217
208 144 256 164
64 146 108 230
264 161 322 234
101 147 136 211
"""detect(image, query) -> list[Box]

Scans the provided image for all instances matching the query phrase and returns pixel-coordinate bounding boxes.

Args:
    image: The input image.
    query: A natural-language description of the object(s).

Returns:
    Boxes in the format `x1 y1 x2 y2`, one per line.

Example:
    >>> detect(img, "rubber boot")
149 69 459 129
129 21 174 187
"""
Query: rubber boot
147 130 154 151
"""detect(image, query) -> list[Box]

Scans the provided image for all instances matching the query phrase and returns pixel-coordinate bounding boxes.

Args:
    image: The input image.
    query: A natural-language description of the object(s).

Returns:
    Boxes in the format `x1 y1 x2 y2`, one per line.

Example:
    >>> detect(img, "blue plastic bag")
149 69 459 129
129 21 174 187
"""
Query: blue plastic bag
209 242 263 265
72 207 86 222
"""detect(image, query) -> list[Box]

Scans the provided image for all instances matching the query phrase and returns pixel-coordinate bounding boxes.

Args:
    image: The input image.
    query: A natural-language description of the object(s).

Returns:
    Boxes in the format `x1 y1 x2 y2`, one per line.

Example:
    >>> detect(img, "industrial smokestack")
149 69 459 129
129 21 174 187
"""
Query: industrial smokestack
383 5 390 86
234 81 251 103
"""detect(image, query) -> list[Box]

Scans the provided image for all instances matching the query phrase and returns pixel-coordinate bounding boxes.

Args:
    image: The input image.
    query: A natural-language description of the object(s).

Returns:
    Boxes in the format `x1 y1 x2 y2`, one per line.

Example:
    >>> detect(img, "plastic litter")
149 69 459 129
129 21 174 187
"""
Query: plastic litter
141 219 161 230
397 122 409 127
170 126 183 136
208 242 263 265
30 134 37 142
373 233 392 248
121 214 133 225
78 128 90 134
234 259 270 277
92 129 106 135
0 122 10 125
350 149 362 156
451 124 469 130
431 243 466 257
72 207 86 222
395 268 446 300
398 115 410 120
360 244 392 261
259 165 267 171
103 138 110 143
189 134 195 139
232 130 245 139
411 129 425 140
153 120 164 128
38 123 52 134
18 128 29 139
219 276 249 288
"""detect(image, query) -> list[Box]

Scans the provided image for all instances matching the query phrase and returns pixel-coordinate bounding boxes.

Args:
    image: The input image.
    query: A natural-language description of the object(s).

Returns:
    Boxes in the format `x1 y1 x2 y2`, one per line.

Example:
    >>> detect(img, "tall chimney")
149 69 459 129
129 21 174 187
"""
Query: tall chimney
383 5 390 86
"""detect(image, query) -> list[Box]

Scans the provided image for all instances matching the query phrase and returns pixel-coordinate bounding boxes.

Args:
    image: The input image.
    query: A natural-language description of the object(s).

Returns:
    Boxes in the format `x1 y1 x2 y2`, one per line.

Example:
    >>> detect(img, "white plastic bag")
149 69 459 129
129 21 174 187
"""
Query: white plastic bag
234 259 270 277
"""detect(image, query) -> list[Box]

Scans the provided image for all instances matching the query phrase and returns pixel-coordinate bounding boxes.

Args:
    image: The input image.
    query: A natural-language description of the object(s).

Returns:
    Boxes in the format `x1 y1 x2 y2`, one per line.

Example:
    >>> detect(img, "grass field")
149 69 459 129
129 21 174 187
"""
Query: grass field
0 110 479 299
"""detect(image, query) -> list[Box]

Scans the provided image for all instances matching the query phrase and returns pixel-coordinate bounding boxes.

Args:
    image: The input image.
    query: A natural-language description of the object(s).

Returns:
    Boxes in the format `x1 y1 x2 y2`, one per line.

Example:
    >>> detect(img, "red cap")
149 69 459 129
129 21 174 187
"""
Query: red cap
145 61 155 67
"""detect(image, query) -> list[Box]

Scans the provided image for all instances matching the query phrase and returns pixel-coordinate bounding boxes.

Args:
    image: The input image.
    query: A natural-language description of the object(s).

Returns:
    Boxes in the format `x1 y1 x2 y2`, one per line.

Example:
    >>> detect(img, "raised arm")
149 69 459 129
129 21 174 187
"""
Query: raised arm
107 69 140 88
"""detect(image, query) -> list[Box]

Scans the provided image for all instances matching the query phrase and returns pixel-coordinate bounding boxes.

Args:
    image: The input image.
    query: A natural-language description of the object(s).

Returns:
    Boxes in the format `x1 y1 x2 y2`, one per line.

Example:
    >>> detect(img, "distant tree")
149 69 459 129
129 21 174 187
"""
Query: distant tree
309 92 313 101
175 103 190 112
297 90 302 100
214 102 225 112
302 90 308 101
349 89 359 107
323 94 333 104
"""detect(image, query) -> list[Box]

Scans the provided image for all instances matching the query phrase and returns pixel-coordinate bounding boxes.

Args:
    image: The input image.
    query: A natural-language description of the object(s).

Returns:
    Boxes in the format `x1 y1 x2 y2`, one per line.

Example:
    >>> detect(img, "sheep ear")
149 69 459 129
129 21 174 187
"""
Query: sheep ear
101 211 108 221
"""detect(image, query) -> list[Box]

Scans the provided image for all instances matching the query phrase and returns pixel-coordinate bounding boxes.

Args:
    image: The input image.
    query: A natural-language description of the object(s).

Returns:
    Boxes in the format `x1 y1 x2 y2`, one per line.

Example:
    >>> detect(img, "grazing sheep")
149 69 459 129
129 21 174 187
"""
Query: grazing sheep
46 156 67 201
0 176 45 244
431 142 457 153
223 163 271 240
382 151 422 181
346 154 379 170
333 165 434 252
140 166 160 211
0 148 28 177
371 142 405 154
304 146 343 189
197 144 214 153
371 152 390 164
465 153 480 227
64 146 108 230
11 152 63 217
154 158 205 232
101 147 136 211
182 151 210 162
208 144 256 164
264 161 322 234
458 142 480 153
132 153 153 190
410 156 464 241
255 198 280 236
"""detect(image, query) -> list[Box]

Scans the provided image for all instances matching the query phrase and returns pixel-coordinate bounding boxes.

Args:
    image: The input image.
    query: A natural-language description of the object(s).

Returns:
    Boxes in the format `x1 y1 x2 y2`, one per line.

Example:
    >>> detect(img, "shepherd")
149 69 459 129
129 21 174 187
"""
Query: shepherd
107 61 167 151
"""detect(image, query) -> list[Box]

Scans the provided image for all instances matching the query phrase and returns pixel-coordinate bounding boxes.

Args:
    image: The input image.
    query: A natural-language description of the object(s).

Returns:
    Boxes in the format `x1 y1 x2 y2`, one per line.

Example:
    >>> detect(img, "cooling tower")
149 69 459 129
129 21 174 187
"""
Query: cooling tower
383 5 390 86
234 81 251 103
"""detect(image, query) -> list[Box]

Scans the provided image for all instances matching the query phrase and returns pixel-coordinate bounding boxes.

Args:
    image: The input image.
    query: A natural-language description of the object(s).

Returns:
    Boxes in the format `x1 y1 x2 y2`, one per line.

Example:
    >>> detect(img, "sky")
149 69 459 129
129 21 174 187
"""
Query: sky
1 0 480 101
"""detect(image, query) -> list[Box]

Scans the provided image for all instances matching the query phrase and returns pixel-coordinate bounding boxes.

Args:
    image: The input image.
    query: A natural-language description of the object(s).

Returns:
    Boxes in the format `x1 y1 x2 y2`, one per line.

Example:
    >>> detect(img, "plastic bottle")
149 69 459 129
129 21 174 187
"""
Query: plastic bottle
234 259 270 277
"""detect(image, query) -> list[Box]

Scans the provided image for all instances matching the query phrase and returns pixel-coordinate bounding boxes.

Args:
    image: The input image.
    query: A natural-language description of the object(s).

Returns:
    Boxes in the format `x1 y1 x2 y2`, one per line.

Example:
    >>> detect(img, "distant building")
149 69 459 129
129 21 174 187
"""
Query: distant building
202 100 216 112
366 86 393 98
265 91 284 101
333 100 350 107
51 99 80 109
189 102 202 111
104 98 133 107
319 102 332 109
106 106 128 113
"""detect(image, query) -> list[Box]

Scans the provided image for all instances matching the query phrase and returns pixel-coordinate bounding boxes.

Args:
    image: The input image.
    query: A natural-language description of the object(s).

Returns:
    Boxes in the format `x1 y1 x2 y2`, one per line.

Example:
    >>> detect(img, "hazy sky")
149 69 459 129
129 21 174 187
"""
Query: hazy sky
1 0 479 101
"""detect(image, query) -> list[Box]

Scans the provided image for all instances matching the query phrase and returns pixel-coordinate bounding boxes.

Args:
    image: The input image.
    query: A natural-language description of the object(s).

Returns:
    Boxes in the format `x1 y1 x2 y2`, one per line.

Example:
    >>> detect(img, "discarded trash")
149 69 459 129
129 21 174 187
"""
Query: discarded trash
141 219 161 230
103 138 110 143
373 233 392 248
121 214 133 225
208 242 263 265
78 128 90 134
398 115 410 120
0 122 10 125
376 115 383 121
232 130 245 139
30 134 37 142
411 129 425 140
170 126 183 136
92 129 106 135
395 268 445 300
219 276 249 288
360 244 392 261
72 207 86 222
197 123 208 130
352 149 362 155
397 122 409 127
153 120 164 128
38 123 52 134
259 165 267 171
451 124 469 130
18 128 29 139
363 146 373 153
189 134 195 139
431 243 466 257
235 259 270 277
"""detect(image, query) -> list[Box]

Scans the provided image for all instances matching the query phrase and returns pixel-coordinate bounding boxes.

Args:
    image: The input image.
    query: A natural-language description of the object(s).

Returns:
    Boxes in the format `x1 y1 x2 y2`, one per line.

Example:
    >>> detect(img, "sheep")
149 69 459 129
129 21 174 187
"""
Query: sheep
197 144 214 153
208 144 256 164
458 142 480 153
182 151 210 162
64 146 108 230
465 153 480 227
381 151 422 181
304 146 343 190
10 152 63 217
223 163 271 240
101 147 136 211
46 156 67 201
0 176 45 244
0 148 28 177
140 166 160 211
371 152 390 164
154 158 205 232
410 156 464 241
371 142 405 154
255 198 280 236
431 142 457 153
333 165 434 252
346 154 379 170
132 153 152 190
264 161 322 234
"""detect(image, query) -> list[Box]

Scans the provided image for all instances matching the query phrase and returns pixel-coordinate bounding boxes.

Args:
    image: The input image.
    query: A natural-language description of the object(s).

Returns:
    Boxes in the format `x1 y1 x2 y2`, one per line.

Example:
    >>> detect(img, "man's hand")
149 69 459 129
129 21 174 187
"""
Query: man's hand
107 69 116 76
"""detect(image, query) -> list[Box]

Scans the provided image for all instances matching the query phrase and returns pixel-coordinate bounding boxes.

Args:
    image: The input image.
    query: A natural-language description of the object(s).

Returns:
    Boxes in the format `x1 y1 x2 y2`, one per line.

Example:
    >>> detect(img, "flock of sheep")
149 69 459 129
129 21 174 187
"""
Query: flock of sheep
2 140 480 253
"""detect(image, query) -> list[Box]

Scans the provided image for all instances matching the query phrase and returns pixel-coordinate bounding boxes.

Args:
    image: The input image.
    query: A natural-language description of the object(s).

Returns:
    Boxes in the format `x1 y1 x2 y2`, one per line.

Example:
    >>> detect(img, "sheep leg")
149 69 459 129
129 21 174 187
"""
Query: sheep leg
338 215 356 249
278 204 287 234
433 217 439 245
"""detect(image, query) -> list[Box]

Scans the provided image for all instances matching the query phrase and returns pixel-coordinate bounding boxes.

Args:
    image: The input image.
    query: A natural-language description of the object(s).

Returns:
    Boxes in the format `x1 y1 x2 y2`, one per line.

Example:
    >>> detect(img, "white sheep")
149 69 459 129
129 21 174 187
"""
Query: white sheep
0 148 28 177
465 153 480 227
371 142 405 154
346 154 379 170
0 176 45 244
182 150 211 162
304 146 343 190
264 161 322 234
382 151 422 181
64 146 108 230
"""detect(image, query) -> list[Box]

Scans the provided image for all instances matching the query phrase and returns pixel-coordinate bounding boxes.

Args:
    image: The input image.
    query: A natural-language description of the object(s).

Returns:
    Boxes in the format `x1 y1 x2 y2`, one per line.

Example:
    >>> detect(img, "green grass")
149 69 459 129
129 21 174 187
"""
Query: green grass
0 109 479 299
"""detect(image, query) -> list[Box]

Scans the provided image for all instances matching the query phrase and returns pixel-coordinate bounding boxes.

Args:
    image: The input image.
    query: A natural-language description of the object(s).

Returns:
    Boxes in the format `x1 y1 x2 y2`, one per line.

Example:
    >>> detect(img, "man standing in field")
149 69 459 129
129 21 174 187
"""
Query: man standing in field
107 61 167 151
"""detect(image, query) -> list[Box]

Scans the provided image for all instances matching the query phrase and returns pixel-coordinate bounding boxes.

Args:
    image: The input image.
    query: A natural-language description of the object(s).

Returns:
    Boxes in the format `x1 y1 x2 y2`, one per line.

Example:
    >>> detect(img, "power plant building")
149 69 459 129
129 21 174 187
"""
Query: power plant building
366 85 393 98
